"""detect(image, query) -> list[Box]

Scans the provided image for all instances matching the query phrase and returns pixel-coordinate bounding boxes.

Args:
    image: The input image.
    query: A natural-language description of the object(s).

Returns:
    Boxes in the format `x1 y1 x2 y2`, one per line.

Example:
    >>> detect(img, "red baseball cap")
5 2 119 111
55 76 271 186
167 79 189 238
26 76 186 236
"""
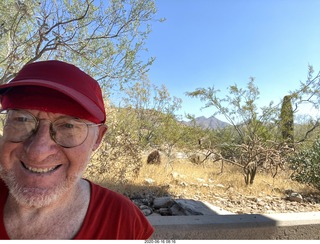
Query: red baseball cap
0 60 106 124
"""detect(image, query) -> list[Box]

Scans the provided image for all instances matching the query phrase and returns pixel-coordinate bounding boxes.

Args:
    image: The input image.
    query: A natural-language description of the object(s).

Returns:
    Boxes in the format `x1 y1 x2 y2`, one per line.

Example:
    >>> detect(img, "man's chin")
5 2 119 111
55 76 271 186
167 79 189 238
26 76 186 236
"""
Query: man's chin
1 171 77 208
13 186 67 208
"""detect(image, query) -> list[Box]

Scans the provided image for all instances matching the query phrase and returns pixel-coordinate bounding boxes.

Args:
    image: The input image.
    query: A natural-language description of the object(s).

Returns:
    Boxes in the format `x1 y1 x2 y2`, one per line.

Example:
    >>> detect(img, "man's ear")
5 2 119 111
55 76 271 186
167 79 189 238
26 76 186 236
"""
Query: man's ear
93 125 108 151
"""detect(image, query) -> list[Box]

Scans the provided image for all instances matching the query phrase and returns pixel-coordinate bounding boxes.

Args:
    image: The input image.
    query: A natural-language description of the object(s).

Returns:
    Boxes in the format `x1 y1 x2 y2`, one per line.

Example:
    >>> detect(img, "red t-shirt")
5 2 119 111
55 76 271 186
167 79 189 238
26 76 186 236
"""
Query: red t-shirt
0 179 154 239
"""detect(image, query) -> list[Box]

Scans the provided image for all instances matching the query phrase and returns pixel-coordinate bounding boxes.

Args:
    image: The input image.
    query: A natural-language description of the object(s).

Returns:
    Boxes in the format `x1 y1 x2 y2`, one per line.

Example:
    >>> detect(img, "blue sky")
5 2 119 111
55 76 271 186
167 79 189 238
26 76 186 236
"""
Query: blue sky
143 0 320 121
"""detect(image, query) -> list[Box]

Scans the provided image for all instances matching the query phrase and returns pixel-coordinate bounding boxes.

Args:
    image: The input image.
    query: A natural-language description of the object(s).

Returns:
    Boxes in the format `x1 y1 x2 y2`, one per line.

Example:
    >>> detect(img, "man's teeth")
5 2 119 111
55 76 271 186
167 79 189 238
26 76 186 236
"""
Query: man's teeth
25 165 57 173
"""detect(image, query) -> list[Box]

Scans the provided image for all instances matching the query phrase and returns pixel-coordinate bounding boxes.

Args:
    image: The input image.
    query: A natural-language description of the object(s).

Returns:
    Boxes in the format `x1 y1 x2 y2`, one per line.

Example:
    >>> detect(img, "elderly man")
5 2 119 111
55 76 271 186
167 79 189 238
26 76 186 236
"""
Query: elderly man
0 60 154 239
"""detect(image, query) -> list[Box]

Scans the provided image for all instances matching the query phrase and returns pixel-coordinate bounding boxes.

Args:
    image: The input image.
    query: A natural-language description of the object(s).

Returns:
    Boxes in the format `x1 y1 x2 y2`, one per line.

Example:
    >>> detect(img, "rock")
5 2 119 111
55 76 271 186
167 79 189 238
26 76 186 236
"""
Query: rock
144 178 155 185
170 203 186 216
130 185 319 216
171 171 187 180
257 201 266 207
171 172 180 179
216 184 225 188
285 189 294 195
158 207 171 216
140 205 153 216
196 178 205 183
179 182 188 187
175 199 223 215
266 210 276 214
142 209 153 216
153 196 175 209
305 196 316 204
287 192 303 203
175 152 188 159
246 196 258 202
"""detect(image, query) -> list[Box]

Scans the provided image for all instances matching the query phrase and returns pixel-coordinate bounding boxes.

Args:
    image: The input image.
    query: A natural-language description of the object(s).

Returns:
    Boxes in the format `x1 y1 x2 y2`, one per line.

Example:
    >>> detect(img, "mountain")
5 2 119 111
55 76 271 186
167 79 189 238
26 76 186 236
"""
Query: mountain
185 116 230 130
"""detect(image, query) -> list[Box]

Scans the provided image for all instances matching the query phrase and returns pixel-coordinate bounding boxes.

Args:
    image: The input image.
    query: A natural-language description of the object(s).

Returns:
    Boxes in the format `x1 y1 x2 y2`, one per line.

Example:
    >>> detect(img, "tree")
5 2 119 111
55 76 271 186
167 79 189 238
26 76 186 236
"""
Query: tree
121 78 182 149
85 103 143 185
186 66 320 186
186 78 289 184
0 0 159 90
154 113 185 168
186 78 279 145
289 66 320 143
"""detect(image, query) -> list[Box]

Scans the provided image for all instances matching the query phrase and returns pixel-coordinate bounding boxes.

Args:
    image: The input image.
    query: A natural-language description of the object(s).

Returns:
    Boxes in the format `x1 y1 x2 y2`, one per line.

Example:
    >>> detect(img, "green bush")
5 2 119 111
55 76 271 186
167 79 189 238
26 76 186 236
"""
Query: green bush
289 138 320 189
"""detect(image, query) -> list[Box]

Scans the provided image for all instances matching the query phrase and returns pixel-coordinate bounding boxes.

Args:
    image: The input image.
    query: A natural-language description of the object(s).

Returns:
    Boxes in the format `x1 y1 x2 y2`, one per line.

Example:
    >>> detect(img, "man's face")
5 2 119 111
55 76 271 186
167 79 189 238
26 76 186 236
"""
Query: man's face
0 109 106 208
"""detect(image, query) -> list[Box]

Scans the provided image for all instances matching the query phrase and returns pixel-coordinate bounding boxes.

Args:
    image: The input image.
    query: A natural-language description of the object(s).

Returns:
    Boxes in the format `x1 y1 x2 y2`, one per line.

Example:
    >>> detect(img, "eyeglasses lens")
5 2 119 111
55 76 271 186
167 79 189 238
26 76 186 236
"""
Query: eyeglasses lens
0 110 89 148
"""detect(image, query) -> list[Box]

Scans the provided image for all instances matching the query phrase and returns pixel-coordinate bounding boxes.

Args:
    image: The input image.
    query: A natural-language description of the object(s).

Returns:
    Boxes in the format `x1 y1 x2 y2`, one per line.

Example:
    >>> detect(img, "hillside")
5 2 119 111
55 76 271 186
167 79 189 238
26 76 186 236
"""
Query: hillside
184 115 229 129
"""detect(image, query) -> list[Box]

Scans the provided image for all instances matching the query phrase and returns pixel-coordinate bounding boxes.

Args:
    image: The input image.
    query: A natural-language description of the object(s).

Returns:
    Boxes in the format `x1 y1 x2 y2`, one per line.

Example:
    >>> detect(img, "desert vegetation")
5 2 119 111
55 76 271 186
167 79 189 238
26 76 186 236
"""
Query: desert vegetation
86 152 316 199
85 68 320 195
83 70 320 208
85 146 320 214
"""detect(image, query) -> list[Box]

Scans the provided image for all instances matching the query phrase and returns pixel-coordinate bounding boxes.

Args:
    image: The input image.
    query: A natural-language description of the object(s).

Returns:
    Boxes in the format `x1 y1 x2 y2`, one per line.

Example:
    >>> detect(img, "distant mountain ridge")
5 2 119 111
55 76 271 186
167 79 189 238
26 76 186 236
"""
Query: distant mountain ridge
185 115 229 129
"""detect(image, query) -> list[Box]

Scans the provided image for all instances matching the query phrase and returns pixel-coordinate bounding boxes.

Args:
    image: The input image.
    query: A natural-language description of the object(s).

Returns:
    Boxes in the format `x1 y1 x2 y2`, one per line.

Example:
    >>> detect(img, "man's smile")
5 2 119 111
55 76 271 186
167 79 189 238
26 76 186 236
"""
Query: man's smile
21 162 62 174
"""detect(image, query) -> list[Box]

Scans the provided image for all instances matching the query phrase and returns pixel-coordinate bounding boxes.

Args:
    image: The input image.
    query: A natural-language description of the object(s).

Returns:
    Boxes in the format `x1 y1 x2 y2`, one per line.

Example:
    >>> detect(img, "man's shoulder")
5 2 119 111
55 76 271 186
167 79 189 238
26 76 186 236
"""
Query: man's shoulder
86 180 134 208
0 178 8 193
75 179 154 239
87 180 123 197
0 178 8 207
83 179 146 224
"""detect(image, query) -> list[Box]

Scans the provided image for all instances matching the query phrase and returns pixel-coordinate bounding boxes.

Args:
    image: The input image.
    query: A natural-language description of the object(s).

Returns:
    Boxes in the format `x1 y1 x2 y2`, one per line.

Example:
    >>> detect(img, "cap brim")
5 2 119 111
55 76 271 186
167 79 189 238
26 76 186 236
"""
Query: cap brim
0 79 105 123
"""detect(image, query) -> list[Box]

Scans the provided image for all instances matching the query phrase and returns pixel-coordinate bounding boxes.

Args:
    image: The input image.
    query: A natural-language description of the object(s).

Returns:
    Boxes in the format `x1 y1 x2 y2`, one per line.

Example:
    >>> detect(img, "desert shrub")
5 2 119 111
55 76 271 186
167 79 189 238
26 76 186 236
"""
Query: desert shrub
289 138 320 189
84 105 142 185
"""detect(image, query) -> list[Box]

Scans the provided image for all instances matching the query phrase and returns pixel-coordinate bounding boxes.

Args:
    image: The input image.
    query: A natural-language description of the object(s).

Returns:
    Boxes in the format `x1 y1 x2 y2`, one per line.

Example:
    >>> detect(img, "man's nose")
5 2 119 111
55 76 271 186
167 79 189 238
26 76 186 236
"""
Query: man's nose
23 122 59 163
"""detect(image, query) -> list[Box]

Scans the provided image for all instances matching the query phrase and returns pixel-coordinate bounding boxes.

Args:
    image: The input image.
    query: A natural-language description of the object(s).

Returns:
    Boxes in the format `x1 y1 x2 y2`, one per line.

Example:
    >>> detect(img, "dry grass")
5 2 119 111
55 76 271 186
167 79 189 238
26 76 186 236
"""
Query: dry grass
89 156 318 202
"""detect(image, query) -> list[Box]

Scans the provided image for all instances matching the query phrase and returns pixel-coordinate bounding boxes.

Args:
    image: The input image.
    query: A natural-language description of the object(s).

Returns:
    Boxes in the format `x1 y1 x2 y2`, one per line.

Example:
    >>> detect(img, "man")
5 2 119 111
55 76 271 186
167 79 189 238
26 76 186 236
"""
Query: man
0 60 154 239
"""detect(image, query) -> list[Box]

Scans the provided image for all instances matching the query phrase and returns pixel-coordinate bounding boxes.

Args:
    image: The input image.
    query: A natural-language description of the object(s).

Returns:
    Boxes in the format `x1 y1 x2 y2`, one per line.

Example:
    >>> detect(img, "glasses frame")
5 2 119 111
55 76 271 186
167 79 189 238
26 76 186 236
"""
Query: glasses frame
0 109 103 148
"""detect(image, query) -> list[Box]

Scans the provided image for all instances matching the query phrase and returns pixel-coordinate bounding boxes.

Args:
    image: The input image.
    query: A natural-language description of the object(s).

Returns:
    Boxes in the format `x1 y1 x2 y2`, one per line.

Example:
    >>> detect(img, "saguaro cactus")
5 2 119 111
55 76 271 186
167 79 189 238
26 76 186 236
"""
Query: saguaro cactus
280 95 294 146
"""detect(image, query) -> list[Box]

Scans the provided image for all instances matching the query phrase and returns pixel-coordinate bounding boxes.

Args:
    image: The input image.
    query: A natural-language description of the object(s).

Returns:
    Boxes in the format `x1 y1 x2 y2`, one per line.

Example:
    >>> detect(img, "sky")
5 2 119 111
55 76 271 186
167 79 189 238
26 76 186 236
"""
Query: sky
142 0 320 121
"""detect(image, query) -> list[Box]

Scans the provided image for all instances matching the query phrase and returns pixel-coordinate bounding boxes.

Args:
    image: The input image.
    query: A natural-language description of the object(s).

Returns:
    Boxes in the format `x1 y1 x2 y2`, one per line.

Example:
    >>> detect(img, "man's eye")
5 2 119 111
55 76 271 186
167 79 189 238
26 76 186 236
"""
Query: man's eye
65 123 74 129
61 123 74 129
14 117 29 122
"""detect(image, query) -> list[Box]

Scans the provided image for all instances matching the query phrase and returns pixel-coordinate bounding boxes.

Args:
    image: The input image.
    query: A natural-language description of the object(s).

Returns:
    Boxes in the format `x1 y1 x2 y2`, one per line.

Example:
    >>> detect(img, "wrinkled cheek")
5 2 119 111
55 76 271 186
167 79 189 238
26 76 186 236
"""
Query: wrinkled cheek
0 142 20 172
66 156 90 180
0 145 15 179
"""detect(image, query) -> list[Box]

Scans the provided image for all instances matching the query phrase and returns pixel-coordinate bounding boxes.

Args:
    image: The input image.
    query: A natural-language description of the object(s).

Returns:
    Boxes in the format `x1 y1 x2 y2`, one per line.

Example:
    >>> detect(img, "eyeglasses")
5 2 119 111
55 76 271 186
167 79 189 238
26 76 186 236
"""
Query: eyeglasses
0 109 102 148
